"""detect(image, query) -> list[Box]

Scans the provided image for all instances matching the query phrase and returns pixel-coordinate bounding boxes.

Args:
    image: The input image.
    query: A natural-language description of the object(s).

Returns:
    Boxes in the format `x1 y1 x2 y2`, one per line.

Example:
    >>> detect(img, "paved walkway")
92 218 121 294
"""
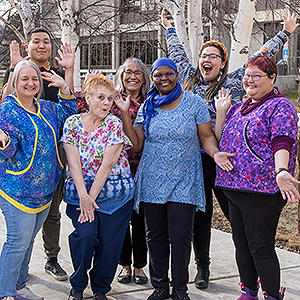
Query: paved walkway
1 202 300 300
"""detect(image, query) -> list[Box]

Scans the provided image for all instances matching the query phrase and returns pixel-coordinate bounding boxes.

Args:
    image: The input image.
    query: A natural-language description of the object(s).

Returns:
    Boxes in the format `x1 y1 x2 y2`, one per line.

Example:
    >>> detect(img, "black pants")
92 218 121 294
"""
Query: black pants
42 145 67 259
193 154 229 267
224 189 286 299
119 202 147 268
143 202 195 291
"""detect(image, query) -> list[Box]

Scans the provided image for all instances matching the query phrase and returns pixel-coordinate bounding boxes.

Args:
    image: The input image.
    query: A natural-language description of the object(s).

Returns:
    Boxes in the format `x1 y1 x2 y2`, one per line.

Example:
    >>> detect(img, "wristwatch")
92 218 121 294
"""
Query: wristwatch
275 168 288 176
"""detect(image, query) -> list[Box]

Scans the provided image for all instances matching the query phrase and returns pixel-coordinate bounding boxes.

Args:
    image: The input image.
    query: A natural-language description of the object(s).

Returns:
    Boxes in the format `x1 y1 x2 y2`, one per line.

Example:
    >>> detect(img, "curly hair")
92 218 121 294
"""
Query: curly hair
84 74 115 95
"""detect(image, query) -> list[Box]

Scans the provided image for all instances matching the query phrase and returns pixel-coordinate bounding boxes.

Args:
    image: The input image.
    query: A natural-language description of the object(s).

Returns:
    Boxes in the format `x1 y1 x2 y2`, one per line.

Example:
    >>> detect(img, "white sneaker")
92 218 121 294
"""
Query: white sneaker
2 297 16 300
17 287 44 300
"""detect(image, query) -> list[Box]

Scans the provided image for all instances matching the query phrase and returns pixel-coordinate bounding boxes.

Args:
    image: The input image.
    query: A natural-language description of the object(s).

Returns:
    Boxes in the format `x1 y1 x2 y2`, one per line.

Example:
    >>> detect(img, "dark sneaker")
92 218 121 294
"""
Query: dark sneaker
147 287 170 300
93 293 107 300
194 266 210 289
45 261 68 281
171 289 191 300
68 289 83 300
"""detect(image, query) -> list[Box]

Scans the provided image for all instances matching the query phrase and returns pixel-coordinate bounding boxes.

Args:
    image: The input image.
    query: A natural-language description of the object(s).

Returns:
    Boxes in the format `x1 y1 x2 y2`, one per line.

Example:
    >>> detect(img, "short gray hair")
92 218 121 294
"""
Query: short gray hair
11 60 43 100
114 57 151 99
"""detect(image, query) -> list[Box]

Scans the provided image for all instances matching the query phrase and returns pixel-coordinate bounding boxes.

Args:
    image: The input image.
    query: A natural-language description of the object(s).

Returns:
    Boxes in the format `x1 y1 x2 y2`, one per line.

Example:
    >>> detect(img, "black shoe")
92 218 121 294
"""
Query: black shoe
194 266 210 289
147 287 170 300
45 261 68 281
68 289 83 300
93 293 107 300
117 269 131 283
133 270 148 284
171 289 190 300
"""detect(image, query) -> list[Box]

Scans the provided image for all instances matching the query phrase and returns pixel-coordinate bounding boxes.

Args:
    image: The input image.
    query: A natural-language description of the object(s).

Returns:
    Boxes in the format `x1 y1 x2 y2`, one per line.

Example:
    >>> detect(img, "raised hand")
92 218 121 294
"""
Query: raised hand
161 8 173 30
41 70 66 88
10 40 30 68
114 91 130 112
215 87 231 115
276 171 300 203
83 69 102 90
54 42 75 70
283 11 299 34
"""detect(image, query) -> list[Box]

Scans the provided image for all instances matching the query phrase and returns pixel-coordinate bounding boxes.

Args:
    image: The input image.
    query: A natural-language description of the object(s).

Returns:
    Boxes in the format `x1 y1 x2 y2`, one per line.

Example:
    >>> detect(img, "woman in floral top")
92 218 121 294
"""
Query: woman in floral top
61 75 134 300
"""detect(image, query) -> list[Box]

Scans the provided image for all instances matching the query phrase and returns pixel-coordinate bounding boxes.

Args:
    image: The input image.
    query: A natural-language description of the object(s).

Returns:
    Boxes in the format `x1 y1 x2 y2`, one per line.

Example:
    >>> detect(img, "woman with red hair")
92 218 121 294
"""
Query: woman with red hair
215 55 299 300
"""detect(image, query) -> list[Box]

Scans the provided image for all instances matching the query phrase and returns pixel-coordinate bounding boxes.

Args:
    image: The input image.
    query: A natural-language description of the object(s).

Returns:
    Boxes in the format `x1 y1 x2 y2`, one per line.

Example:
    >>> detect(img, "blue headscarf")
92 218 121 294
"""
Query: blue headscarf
143 57 182 137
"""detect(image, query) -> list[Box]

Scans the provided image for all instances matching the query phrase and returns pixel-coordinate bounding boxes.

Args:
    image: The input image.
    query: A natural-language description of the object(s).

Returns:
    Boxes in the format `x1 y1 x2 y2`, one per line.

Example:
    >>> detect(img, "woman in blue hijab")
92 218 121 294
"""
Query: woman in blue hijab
114 57 234 300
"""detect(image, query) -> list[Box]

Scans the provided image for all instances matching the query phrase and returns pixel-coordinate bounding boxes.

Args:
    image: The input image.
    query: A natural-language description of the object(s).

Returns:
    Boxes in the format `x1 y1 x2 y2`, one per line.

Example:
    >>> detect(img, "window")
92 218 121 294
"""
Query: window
120 31 158 65
81 41 112 69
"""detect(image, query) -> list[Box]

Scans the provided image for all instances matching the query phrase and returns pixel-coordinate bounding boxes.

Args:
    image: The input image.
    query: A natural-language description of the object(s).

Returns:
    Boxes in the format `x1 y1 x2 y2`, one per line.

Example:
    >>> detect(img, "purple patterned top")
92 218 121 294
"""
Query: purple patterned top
215 96 298 194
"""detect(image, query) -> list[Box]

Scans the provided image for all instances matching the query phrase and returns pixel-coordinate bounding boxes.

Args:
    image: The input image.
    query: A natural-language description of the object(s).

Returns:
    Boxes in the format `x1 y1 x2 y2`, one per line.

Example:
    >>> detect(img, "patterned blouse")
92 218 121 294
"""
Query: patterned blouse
0 92 77 213
215 96 298 194
133 91 210 212
61 113 134 214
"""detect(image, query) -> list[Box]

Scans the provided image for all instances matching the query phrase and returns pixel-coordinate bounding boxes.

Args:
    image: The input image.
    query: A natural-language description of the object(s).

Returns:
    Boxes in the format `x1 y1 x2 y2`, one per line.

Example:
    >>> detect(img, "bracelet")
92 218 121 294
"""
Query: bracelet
282 29 291 37
9 68 14 73
275 168 288 176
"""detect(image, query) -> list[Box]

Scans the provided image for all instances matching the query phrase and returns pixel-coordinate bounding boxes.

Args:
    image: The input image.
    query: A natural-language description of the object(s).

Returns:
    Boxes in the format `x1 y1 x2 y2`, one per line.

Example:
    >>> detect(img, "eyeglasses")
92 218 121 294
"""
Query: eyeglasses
243 74 268 82
123 69 144 77
152 72 176 80
199 53 223 61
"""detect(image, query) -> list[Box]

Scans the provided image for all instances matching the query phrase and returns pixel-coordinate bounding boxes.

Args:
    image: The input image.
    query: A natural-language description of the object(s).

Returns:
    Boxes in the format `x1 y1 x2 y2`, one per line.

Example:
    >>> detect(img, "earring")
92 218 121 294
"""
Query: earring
217 70 223 82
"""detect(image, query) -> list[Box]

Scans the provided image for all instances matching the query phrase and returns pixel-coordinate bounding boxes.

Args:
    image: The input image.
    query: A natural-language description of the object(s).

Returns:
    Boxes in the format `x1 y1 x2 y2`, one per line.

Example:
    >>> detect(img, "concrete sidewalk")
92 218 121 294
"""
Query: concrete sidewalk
1 202 300 300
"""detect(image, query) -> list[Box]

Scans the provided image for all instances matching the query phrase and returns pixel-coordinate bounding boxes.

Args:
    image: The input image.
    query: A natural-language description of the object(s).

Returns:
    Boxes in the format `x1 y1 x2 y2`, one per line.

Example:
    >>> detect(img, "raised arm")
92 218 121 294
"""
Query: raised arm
114 91 145 152
162 10 196 84
245 11 298 66
1 41 30 103
215 88 232 140
55 42 75 92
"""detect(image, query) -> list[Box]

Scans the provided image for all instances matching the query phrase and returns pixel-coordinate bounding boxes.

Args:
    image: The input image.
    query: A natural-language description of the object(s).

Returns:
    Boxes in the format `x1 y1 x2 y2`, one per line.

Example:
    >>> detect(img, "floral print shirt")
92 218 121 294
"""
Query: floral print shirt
61 113 132 178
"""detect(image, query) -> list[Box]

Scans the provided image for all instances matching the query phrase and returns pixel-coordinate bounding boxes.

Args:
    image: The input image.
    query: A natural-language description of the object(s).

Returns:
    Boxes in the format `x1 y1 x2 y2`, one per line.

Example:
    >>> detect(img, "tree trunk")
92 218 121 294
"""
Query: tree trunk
187 0 204 67
56 0 81 91
154 0 192 62
7 0 34 40
228 0 255 72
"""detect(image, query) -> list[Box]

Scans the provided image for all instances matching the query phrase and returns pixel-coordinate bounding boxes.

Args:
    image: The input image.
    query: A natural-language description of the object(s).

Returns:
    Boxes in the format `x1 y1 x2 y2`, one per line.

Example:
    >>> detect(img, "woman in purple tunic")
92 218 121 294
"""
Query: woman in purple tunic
215 55 299 300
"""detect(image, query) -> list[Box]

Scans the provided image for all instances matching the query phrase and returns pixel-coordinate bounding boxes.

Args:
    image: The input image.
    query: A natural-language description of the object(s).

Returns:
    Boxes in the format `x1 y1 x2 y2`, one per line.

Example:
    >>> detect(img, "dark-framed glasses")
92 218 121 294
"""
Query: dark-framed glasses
243 74 268 82
199 53 223 60
123 69 144 76
152 72 176 80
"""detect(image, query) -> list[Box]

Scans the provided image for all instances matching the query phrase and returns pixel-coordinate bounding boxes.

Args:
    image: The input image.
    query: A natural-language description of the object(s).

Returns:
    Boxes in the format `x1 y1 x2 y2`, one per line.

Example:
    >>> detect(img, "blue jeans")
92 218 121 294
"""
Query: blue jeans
0 196 50 298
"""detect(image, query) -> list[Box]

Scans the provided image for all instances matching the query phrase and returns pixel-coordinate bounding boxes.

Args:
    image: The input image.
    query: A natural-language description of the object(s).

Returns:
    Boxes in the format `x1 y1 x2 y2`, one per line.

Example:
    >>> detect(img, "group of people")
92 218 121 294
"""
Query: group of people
0 9 299 300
